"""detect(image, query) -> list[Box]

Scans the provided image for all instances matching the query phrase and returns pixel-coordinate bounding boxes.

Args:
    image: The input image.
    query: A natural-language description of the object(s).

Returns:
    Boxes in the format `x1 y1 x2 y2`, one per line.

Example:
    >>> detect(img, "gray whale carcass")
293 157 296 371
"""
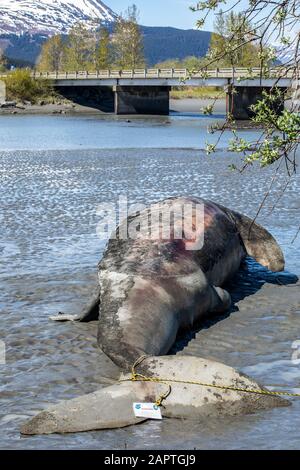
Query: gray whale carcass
51 196 284 370
21 197 288 435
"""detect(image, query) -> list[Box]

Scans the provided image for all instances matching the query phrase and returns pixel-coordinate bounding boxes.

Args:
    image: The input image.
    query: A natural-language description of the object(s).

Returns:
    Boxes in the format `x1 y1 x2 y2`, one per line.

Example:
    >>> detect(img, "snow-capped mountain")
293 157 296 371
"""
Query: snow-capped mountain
0 0 118 35
276 47 299 66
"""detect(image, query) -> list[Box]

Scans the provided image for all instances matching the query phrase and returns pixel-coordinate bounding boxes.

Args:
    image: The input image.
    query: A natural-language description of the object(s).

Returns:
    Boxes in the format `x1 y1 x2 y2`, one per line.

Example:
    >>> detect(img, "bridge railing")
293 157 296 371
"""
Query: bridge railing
0 68 295 80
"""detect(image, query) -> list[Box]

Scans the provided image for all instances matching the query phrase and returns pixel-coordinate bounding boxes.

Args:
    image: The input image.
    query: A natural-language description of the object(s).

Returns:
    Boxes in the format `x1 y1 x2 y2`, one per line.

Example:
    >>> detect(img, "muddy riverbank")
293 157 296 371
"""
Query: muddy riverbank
0 98 227 116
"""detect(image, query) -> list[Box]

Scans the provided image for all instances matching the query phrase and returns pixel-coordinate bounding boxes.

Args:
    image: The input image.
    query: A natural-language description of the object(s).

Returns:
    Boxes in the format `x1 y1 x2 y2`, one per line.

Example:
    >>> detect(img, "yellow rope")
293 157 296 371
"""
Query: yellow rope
130 355 172 407
120 355 300 407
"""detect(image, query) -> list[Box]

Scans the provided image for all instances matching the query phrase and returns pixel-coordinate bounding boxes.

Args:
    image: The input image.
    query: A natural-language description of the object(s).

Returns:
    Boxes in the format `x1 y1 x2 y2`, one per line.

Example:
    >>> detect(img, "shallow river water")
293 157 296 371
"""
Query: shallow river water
0 109 300 449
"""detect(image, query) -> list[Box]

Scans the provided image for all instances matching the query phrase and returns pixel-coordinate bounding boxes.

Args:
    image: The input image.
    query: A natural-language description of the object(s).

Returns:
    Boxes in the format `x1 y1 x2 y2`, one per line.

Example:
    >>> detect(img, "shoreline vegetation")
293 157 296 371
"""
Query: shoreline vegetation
1 69 58 106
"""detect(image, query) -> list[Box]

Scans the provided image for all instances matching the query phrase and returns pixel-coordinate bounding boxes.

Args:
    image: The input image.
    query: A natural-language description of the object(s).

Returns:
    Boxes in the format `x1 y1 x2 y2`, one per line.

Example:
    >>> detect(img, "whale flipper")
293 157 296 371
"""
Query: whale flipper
209 286 232 313
214 203 285 272
50 287 100 323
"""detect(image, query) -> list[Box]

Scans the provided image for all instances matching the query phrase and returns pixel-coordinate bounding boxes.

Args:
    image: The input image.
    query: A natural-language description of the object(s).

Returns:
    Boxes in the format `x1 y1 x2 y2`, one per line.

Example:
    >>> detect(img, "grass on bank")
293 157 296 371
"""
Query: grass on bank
170 86 226 100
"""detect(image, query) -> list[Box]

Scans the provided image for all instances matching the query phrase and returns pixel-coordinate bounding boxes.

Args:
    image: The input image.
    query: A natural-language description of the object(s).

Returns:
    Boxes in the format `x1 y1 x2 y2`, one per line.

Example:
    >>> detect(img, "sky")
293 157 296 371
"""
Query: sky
107 0 215 30
106 1 281 36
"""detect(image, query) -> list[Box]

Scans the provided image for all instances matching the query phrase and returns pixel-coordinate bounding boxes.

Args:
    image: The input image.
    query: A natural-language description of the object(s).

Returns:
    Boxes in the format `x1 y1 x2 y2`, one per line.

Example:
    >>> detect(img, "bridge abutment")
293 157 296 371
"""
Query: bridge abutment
227 86 286 120
114 86 170 115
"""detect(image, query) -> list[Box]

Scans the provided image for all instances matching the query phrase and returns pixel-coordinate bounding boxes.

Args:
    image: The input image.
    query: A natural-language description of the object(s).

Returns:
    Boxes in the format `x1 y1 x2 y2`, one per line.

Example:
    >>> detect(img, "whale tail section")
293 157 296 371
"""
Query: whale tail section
20 356 289 436
214 203 285 272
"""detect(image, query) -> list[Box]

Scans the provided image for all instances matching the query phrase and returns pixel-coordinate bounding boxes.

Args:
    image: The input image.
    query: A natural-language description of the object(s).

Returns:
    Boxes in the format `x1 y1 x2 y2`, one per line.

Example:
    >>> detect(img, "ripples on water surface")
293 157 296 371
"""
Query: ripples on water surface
0 113 299 449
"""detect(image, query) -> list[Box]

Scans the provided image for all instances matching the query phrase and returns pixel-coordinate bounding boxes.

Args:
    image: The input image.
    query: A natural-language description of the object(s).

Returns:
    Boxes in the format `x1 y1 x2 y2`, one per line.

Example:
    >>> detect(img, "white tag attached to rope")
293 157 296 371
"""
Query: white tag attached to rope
133 403 162 420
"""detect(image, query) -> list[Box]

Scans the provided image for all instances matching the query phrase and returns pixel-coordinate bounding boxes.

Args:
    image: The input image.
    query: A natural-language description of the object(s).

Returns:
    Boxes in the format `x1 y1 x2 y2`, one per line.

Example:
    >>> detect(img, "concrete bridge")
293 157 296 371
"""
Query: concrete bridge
1 68 295 119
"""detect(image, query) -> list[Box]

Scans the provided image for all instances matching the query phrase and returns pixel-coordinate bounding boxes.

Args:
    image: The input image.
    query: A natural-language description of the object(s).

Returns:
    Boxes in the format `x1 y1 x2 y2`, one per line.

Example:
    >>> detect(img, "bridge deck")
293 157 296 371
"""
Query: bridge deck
0 68 294 88
31 67 295 80
0 68 293 117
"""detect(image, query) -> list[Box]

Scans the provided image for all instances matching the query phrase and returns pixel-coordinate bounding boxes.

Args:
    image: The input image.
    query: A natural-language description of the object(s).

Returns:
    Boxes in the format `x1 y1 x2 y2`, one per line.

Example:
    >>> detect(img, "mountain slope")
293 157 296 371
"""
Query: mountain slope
142 26 211 65
0 0 117 35
0 0 211 67
0 27 211 67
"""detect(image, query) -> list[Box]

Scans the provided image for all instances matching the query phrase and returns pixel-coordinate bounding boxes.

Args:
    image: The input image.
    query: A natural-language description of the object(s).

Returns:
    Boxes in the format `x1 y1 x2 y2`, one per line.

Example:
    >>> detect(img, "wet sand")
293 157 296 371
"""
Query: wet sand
0 97 292 117
0 102 108 115
0 98 227 116
171 98 226 115
2 278 299 450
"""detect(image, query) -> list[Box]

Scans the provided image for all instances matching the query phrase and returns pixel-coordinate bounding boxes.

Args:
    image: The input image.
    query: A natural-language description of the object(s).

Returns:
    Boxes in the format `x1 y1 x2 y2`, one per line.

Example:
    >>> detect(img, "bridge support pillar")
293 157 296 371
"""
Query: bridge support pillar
0 80 6 104
227 86 286 120
114 86 170 115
